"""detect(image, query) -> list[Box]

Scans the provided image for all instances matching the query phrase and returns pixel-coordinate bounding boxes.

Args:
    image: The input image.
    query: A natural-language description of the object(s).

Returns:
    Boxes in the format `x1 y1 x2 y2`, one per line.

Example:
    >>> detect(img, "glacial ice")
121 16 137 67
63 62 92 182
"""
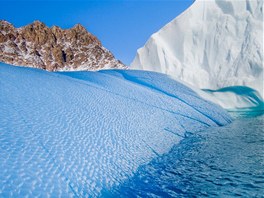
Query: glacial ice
131 0 263 99
178 78 264 111
200 86 264 110
0 63 231 196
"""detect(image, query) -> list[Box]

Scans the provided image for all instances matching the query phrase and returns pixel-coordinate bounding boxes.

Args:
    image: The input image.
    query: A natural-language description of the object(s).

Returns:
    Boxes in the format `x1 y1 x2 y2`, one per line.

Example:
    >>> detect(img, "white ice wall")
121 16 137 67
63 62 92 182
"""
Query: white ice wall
131 0 263 97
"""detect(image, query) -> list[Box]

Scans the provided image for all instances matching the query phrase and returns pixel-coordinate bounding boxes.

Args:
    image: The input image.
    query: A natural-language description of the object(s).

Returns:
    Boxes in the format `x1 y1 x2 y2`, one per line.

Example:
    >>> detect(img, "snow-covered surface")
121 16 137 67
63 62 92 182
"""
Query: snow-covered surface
0 63 231 196
131 0 263 98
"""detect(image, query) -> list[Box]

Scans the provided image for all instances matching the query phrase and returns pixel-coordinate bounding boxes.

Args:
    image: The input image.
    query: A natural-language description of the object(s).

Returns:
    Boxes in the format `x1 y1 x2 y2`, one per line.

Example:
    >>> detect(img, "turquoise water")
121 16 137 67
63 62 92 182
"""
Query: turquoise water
105 113 264 197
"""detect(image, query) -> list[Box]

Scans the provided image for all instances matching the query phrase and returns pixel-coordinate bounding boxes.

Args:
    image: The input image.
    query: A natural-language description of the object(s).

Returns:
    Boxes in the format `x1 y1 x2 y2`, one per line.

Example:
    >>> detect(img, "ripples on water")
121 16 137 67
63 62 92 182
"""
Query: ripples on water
104 113 264 197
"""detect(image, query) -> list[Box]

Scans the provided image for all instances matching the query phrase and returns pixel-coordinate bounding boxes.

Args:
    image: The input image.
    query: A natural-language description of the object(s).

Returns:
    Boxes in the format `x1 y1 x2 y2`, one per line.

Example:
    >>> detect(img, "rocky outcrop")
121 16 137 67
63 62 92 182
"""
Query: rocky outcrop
0 20 126 71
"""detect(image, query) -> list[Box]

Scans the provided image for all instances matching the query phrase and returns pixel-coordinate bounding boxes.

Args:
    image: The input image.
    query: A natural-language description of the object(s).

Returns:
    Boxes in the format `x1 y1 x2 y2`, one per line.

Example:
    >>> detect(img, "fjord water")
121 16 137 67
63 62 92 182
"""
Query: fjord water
107 112 264 197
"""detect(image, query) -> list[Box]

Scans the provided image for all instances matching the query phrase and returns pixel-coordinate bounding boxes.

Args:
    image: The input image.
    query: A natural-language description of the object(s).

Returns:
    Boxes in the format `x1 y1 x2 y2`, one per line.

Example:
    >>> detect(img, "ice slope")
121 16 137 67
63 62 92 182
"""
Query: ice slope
0 63 231 197
131 0 263 98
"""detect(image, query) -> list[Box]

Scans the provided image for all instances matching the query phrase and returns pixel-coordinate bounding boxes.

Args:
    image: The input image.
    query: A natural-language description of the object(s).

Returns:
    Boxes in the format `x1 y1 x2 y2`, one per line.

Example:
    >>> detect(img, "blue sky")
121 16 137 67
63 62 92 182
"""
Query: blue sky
0 0 194 65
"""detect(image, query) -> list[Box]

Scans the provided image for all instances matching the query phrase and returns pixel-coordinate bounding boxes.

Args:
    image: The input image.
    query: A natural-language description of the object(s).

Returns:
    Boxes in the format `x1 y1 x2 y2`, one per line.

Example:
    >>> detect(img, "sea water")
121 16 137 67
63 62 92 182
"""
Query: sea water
106 113 264 197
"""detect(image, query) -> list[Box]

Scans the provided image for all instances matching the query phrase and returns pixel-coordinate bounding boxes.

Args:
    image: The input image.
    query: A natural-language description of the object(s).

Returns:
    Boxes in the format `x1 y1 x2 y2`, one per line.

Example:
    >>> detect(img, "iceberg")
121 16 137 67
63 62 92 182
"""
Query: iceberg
131 0 263 99
201 86 264 110
177 79 264 111
0 63 231 196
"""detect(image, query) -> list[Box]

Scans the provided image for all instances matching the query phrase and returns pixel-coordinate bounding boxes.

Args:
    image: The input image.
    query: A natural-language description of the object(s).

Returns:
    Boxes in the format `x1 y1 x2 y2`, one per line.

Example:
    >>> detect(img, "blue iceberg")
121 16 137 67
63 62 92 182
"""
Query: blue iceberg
0 63 231 196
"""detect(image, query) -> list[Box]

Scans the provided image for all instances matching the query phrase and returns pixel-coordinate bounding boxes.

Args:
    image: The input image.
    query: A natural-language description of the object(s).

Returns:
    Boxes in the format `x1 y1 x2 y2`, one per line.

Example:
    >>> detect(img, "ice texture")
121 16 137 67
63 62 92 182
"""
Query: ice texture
199 86 264 110
131 0 263 98
0 63 231 196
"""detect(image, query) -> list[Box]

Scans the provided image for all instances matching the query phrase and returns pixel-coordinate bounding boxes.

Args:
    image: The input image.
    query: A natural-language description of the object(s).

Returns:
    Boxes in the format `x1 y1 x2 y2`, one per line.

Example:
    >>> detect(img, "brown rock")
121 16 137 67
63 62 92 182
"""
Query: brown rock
0 32 6 43
0 20 126 71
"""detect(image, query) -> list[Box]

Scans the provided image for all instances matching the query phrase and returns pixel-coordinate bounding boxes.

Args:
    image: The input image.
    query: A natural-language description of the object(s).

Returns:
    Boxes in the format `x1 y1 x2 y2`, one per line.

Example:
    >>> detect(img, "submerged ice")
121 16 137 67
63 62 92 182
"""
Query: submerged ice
0 63 231 196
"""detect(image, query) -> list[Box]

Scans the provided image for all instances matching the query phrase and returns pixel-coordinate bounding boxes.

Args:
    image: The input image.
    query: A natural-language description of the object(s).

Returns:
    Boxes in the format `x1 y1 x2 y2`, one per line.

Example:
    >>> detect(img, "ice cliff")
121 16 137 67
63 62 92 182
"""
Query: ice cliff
131 0 263 98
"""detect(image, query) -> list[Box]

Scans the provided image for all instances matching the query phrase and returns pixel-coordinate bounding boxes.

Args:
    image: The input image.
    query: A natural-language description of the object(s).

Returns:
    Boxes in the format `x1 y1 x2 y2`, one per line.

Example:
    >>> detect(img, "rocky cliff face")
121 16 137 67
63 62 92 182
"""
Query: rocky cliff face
0 20 125 71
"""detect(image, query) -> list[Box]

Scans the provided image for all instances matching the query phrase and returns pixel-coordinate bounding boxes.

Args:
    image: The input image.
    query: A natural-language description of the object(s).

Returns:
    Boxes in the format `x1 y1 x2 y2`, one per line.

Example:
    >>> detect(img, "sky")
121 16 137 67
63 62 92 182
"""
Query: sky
0 0 194 65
